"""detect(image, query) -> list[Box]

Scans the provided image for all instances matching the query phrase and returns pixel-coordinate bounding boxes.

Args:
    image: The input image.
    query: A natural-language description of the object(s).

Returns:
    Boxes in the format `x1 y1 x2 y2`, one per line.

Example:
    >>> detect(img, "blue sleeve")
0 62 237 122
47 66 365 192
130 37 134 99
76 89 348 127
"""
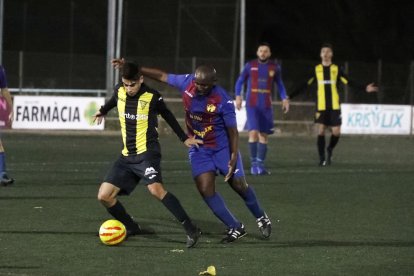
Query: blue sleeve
167 74 193 94
0 66 7 88
235 63 250 96
221 91 237 128
274 64 287 100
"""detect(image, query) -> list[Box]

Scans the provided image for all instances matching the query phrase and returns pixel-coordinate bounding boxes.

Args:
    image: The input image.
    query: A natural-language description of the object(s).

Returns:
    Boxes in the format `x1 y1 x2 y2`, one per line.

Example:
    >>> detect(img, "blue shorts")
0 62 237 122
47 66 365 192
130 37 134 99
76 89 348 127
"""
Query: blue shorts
246 106 274 134
188 146 245 179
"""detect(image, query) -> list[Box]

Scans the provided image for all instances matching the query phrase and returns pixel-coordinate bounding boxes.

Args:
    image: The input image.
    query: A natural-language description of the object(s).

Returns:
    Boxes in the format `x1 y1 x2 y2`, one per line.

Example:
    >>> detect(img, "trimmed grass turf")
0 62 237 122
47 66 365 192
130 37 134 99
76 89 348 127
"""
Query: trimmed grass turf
0 133 413 275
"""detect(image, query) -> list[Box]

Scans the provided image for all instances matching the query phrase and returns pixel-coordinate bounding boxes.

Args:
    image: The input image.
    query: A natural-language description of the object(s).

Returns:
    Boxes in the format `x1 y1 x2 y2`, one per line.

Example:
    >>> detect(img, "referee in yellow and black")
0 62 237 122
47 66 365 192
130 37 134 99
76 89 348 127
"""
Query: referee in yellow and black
93 61 202 247
289 43 378 166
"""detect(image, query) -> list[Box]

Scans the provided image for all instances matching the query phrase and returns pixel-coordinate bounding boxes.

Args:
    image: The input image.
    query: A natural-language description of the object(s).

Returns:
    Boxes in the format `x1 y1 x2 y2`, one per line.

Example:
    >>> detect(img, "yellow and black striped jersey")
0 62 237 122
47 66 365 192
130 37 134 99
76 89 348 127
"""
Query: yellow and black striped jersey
290 64 365 111
100 83 188 157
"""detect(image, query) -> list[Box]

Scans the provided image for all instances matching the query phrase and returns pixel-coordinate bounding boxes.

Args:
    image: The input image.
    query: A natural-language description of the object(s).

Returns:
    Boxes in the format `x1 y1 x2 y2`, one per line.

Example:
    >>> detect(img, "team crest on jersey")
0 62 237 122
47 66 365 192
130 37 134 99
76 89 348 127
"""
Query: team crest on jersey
206 104 216 113
269 70 275 77
139 100 149 110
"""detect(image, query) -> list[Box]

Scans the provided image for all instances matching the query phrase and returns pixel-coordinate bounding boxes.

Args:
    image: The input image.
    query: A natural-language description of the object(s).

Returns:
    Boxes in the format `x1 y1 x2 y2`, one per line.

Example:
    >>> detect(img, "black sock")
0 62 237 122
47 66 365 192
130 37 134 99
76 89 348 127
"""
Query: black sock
107 200 136 229
162 192 195 233
317 135 326 161
327 135 340 152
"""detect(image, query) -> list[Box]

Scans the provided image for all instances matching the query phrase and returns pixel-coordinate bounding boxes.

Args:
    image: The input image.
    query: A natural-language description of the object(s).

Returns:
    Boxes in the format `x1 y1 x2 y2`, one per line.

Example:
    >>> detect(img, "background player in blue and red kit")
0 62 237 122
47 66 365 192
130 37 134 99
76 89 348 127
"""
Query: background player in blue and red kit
0 65 14 186
235 42 289 175
112 59 272 243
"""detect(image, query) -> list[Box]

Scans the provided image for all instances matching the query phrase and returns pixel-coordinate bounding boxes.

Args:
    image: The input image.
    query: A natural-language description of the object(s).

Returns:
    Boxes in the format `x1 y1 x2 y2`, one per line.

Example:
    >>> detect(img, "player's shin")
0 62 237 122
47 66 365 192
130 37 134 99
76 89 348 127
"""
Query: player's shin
203 192 240 228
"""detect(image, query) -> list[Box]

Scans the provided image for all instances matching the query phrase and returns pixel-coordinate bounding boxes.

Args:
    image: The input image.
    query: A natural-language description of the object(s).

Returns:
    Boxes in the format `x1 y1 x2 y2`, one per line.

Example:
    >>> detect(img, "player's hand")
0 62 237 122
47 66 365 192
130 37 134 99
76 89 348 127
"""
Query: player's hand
93 111 105 125
184 136 203 148
366 83 379 93
282 98 290 114
235 96 242 110
111 58 125 69
224 153 237 182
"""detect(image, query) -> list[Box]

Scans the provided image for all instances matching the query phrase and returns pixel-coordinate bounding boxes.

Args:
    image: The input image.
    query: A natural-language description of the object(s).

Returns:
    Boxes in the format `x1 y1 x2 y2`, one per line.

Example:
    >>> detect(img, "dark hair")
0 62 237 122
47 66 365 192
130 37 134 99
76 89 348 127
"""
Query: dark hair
257 42 271 51
121 61 142 80
321 43 333 50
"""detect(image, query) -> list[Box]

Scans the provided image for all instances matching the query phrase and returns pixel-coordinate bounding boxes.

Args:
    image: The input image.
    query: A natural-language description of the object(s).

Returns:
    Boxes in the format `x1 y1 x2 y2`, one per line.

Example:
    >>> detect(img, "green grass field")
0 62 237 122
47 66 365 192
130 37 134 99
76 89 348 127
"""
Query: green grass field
1 132 413 275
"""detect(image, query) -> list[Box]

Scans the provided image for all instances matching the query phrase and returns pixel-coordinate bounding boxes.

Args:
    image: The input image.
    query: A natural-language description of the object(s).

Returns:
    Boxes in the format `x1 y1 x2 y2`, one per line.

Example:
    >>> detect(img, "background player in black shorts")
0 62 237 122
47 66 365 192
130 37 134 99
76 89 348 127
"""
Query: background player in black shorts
93 61 203 248
289 43 378 166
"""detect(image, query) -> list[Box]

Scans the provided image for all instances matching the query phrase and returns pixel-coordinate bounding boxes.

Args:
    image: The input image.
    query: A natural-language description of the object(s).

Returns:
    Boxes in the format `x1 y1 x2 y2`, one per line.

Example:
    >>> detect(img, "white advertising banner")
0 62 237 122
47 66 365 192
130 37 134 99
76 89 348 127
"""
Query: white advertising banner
12 96 105 130
341 103 411 135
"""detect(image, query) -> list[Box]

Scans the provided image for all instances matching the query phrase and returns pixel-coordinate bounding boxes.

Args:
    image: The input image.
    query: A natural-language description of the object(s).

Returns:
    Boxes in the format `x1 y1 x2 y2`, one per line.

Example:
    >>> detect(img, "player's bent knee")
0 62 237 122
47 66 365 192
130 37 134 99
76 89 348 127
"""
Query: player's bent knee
97 182 118 205
147 183 167 200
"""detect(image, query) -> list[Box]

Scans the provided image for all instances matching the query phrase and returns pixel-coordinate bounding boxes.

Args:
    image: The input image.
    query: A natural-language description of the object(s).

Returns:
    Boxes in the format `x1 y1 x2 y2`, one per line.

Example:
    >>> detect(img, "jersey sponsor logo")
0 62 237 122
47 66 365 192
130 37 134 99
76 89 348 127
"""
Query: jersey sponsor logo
227 100 233 104
120 112 148 121
318 80 336 85
206 104 216 113
144 167 158 176
193 125 213 138
189 113 203 121
269 70 275 77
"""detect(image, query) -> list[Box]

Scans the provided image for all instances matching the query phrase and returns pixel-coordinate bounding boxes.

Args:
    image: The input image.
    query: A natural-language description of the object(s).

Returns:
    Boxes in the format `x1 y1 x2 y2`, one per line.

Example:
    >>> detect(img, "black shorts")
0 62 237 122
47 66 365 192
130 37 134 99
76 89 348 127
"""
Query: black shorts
314 110 342 126
104 151 163 195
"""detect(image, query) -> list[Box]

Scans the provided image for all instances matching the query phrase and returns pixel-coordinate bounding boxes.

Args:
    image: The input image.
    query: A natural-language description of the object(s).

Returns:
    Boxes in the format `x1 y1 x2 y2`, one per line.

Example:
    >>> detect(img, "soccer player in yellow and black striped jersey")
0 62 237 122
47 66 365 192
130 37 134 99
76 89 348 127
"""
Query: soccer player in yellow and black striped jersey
290 43 378 166
93 61 203 248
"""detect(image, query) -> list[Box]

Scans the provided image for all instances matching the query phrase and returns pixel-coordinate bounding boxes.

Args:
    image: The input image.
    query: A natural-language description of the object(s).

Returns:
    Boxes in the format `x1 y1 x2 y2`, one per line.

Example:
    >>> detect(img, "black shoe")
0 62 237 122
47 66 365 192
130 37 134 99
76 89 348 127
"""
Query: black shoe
186 227 201 248
256 213 272 238
0 174 14 186
126 222 154 237
221 223 247 243
326 149 332 165
318 160 327 167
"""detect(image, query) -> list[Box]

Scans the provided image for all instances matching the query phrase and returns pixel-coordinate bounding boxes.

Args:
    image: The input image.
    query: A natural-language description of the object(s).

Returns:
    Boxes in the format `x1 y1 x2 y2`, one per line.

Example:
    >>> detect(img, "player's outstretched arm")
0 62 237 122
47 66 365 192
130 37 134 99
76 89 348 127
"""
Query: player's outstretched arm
111 58 168 83
93 111 105 125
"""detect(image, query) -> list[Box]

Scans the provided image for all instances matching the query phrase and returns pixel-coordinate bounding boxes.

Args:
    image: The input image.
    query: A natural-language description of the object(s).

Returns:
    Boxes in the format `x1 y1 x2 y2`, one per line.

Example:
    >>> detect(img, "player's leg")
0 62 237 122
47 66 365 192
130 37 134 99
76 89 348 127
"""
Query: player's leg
195 172 246 243
98 157 142 236
256 107 273 175
0 139 14 186
227 176 272 238
146 182 201 248
326 111 342 165
327 126 341 165
317 123 327 166
257 132 270 175
246 106 259 175
97 182 141 236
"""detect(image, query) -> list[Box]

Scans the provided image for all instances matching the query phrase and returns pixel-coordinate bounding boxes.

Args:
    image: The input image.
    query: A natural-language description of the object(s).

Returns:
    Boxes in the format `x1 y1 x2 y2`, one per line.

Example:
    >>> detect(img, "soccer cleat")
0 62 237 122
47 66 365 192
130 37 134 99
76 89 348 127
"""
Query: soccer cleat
126 221 154 237
318 160 327 167
221 223 247 243
257 165 270 175
0 174 14 186
186 227 202 248
256 213 272 238
250 164 259 175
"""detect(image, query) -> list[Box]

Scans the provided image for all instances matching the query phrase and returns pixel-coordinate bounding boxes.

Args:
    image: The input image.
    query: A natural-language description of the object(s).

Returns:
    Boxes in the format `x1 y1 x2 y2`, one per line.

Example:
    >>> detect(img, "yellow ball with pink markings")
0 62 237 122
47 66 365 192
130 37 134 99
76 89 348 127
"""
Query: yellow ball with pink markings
99 220 126 245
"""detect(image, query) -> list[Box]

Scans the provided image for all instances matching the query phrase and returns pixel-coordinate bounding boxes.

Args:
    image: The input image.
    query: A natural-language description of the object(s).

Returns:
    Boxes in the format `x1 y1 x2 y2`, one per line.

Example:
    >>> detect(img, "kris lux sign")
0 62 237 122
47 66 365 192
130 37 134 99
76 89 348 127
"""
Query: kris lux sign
12 96 105 130
341 103 412 135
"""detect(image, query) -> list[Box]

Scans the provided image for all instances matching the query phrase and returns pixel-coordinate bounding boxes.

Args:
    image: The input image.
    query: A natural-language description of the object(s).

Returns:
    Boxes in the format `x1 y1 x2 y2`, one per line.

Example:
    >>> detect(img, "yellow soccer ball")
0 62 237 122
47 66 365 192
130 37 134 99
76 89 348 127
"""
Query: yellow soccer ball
99 219 126 245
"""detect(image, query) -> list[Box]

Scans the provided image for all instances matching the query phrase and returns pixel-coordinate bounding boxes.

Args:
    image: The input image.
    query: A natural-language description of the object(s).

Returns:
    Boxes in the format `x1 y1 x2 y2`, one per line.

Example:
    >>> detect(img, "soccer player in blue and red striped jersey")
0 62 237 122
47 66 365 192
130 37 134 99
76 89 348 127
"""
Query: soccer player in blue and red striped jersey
112 59 272 243
235 43 289 175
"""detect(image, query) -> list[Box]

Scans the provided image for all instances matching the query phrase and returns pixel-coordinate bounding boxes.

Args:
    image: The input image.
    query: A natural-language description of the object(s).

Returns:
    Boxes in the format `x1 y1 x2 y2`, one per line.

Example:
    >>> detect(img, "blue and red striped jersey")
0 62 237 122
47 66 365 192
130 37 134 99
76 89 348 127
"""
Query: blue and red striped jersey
235 60 287 108
167 73 236 149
